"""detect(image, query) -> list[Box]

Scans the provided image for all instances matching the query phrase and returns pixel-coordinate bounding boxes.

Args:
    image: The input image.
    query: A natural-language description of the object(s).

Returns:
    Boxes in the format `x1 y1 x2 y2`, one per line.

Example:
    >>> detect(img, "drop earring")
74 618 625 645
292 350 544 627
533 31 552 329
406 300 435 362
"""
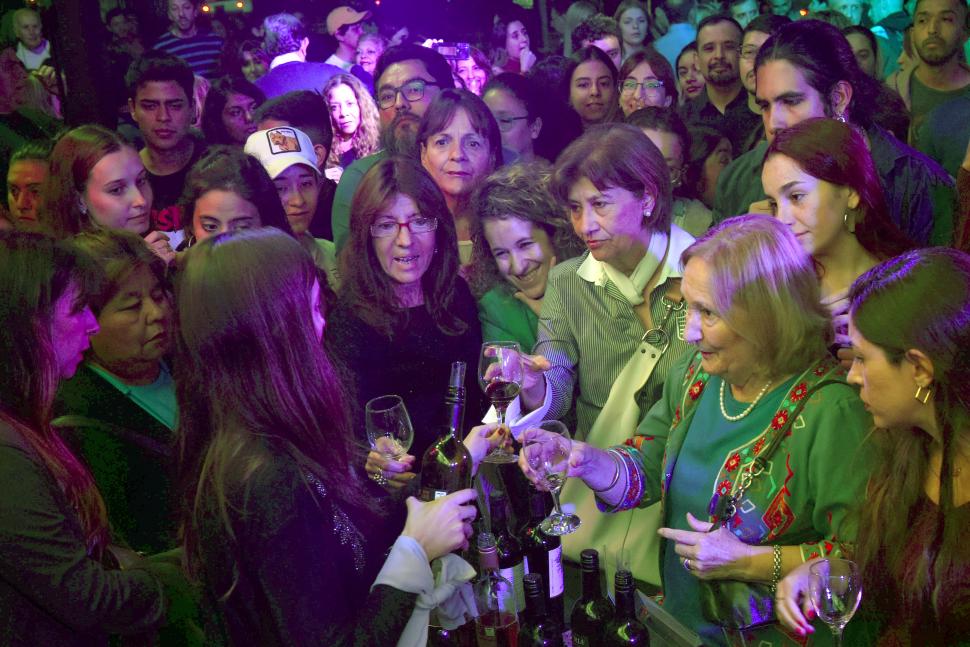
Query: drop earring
914 384 932 404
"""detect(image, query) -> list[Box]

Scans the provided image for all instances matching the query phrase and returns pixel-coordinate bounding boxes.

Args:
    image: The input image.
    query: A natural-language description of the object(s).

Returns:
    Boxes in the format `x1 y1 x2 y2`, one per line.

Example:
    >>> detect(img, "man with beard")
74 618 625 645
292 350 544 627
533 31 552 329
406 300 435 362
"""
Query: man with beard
680 15 761 154
897 0 970 144
736 14 791 151
330 45 454 252
152 0 223 79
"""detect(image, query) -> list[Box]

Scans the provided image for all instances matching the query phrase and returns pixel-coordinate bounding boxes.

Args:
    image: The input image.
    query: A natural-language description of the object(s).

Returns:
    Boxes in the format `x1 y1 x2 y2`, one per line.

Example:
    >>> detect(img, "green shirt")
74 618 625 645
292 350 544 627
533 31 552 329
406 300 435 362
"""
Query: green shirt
87 363 177 430
477 286 539 351
331 150 386 253
908 73 970 147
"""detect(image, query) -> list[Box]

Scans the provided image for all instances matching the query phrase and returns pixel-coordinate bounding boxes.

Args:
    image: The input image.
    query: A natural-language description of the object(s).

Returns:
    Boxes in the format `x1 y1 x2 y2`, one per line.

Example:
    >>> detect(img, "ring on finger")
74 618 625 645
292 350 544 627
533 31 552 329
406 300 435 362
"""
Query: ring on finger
683 557 692 571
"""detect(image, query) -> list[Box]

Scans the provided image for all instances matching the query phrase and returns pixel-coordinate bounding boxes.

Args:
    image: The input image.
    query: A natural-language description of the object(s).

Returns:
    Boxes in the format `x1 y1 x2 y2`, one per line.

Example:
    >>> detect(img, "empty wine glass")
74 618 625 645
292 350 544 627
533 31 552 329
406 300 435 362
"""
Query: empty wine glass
479 341 524 464
522 420 581 535
809 558 862 647
365 395 414 460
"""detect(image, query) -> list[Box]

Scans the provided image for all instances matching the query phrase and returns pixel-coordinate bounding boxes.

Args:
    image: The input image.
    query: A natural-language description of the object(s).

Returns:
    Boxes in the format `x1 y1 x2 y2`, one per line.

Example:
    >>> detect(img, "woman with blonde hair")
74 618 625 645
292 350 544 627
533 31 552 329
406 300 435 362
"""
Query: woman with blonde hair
520 215 873 646
321 74 381 183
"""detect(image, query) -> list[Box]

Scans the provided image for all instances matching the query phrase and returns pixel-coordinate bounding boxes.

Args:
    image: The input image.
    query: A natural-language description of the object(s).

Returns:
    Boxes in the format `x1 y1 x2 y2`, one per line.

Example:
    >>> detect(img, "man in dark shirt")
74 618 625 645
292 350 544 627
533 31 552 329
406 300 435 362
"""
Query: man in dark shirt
256 13 345 99
152 0 223 79
127 53 205 237
680 15 761 154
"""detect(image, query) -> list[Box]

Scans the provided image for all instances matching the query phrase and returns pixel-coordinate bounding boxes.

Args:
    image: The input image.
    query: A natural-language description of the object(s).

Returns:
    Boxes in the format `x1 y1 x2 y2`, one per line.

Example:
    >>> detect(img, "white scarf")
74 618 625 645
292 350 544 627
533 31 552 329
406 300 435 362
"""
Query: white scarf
581 230 670 306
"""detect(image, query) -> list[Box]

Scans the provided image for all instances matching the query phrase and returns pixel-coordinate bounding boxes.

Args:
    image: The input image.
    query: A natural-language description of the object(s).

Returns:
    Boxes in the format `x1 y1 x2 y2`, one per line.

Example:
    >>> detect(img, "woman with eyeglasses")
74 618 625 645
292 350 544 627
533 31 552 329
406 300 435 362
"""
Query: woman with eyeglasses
482 73 543 164
328 157 488 490
617 49 677 117
627 107 713 237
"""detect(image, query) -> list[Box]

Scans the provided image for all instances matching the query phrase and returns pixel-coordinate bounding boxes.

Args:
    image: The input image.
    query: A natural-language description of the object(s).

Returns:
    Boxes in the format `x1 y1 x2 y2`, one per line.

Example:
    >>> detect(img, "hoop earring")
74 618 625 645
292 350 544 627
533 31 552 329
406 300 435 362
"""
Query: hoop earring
915 385 932 404
835 111 847 123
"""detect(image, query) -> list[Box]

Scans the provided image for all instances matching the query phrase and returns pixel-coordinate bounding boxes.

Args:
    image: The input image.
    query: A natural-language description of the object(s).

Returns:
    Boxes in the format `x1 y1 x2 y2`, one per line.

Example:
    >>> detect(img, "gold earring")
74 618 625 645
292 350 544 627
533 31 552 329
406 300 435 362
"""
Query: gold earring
914 385 932 404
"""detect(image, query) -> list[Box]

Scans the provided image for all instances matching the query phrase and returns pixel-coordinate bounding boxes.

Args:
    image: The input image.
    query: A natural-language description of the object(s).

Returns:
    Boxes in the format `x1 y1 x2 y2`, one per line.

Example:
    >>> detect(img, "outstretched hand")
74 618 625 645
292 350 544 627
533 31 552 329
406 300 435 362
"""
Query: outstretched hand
658 512 755 580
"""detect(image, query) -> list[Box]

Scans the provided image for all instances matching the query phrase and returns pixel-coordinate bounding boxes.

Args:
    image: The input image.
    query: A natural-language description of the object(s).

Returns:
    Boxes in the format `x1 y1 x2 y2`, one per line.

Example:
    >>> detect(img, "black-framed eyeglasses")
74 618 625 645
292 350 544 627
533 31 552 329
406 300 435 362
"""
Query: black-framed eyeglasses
619 79 664 93
376 79 440 109
369 216 439 238
495 115 530 132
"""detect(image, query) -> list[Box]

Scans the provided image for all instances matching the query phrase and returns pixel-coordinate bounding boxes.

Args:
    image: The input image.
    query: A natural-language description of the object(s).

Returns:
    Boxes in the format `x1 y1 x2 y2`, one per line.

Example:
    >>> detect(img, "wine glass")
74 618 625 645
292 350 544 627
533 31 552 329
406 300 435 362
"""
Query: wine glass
808 558 862 647
522 420 581 536
365 395 414 460
479 341 524 464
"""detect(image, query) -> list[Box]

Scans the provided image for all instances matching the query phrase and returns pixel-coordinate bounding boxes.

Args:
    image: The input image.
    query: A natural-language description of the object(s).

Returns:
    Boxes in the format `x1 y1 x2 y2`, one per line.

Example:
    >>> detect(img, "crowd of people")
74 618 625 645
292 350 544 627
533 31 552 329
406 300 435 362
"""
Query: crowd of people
1 0 969 645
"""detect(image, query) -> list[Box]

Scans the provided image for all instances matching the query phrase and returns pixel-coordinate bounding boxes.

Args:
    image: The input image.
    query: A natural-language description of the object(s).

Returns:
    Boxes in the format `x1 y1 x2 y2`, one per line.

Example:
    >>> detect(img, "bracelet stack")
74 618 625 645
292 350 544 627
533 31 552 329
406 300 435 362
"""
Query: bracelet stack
592 450 622 492
770 545 783 594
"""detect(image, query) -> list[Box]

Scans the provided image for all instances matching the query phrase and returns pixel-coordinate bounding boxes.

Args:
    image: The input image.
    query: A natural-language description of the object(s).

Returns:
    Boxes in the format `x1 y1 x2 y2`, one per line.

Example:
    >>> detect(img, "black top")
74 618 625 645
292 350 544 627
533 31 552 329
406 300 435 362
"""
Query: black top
327 280 485 463
196 436 412 646
680 88 761 157
146 137 207 232
53 363 177 554
0 420 164 646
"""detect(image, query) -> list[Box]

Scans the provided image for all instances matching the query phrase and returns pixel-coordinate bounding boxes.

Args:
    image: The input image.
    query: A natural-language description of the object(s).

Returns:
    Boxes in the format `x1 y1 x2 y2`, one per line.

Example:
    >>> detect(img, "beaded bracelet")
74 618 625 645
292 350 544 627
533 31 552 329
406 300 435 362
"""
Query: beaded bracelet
770 545 783 594
592 449 622 492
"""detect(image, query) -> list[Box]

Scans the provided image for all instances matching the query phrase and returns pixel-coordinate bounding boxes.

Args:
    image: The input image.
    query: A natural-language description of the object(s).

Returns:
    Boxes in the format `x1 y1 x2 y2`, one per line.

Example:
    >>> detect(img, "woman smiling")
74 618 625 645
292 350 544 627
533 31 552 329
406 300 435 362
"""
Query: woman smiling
469 162 583 350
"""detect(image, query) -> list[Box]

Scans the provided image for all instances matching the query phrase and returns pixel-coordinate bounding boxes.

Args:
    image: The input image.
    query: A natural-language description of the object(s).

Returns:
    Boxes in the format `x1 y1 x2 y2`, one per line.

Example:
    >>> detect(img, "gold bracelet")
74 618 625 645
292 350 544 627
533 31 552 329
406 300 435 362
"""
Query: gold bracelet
770 545 783 594
592 450 622 492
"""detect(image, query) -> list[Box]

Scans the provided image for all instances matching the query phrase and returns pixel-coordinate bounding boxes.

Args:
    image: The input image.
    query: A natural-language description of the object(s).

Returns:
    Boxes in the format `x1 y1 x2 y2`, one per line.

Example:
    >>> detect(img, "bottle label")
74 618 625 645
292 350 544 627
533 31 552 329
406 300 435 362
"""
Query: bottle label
548 545 564 597
499 564 525 613
418 487 449 502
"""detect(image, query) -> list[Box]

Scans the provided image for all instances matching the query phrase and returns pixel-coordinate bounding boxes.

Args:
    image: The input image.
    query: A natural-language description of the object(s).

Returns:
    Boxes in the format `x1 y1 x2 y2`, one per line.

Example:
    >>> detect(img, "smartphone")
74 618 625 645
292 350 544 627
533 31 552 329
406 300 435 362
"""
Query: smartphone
432 41 471 60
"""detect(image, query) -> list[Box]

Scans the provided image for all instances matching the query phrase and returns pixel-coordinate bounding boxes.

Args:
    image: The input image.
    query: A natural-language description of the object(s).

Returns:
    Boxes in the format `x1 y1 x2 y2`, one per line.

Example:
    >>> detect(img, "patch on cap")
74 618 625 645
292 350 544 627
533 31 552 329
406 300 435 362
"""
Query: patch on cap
266 127 302 154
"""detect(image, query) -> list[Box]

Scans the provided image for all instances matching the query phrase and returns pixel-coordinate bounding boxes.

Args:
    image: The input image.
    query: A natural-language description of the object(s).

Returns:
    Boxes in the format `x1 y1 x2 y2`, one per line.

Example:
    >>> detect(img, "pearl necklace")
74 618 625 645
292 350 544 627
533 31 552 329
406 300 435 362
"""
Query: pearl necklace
720 379 773 422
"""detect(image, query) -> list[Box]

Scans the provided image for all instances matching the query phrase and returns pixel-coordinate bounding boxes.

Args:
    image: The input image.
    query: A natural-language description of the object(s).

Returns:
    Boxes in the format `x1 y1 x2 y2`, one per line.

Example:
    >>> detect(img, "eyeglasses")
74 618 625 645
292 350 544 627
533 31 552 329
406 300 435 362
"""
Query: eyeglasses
369 216 438 238
495 115 530 132
377 79 440 109
619 79 664 93
740 46 760 60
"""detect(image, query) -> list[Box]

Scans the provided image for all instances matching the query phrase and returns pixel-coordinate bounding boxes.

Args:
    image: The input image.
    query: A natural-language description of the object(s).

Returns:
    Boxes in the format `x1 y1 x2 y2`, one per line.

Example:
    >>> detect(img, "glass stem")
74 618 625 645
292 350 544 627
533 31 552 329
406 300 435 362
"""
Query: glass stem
832 625 844 647
550 487 564 516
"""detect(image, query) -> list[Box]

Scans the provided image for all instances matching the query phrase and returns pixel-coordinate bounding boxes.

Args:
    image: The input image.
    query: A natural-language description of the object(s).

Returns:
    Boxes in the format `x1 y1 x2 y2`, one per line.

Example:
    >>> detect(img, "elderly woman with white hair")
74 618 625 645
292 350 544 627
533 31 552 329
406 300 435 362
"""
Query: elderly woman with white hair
520 215 874 646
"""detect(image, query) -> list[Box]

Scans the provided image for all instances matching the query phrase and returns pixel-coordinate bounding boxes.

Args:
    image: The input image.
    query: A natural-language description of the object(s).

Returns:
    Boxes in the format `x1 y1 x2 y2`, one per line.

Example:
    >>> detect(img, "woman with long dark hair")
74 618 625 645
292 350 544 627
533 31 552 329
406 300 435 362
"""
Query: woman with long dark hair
777 247 970 644
201 76 266 146
329 157 485 488
178 146 294 246
0 232 166 645
176 228 478 644
562 46 620 129
762 118 915 357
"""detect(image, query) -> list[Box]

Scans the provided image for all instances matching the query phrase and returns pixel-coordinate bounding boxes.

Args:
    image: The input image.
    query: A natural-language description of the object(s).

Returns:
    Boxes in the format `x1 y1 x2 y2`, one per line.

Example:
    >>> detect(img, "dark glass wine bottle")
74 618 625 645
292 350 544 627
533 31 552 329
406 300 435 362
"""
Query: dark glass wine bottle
519 573 564 647
419 361 473 502
604 570 650 646
490 490 525 614
521 489 564 629
570 549 615 647
473 532 519 647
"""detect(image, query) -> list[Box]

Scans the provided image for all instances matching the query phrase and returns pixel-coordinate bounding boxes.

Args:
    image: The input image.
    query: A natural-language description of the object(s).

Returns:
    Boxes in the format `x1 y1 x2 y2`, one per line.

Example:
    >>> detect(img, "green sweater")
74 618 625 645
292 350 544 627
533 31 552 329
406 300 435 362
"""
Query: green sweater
477 286 539 351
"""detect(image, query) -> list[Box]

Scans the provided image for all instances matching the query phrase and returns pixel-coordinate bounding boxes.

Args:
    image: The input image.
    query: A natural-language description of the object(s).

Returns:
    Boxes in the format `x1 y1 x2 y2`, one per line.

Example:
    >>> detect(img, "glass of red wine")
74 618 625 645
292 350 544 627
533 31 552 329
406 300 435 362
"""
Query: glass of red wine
478 341 524 464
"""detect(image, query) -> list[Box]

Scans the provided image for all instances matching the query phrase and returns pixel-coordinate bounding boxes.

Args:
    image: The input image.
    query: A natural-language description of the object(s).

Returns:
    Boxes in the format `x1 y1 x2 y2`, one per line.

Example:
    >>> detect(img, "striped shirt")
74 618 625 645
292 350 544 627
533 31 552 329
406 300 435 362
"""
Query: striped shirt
532 226 696 441
152 31 223 79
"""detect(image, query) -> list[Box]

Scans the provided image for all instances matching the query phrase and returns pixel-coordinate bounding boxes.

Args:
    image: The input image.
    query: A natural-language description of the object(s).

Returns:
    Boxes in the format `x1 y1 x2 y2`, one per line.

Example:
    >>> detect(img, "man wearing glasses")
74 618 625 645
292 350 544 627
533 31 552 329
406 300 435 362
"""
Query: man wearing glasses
332 45 455 252
737 15 791 151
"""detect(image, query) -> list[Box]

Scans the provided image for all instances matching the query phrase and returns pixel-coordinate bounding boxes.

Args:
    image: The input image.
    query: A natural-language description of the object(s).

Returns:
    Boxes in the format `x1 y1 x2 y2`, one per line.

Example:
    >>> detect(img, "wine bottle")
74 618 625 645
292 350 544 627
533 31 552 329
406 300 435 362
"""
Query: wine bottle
419 361 473 502
519 573 564 647
522 490 564 629
490 490 526 614
473 532 519 647
604 570 650 646
570 549 615 647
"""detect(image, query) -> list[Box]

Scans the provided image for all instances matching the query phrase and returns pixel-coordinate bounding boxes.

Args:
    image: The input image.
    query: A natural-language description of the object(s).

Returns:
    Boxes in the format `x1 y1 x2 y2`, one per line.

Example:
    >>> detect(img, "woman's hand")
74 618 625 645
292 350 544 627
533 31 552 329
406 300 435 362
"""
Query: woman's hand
463 423 510 473
519 353 551 412
658 512 759 580
518 433 614 490
402 489 478 560
775 559 820 638
144 231 176 265
822 292 853 369
365 448 416 491
519 48 537 74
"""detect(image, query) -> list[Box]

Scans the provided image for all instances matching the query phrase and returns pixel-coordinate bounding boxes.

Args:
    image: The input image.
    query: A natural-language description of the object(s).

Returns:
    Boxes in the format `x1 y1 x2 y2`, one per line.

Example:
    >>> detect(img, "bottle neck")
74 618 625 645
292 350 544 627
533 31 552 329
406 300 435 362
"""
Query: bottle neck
581 567 602 597
525 591 548 621
528 491 547 523
614 586 635 619
444 386 465 440
479 548 500 572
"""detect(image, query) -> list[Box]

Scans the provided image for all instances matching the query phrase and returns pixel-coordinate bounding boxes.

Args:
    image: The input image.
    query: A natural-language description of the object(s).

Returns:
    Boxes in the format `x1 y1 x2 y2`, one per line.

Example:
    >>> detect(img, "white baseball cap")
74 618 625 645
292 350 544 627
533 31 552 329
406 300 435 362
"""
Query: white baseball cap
244 127 321 179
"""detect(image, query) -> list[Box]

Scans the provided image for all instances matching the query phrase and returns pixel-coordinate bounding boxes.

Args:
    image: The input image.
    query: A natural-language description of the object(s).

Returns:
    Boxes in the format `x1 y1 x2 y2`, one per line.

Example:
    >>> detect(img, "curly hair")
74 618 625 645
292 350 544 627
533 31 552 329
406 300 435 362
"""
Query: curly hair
321 74 381 169
468 162 583 298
